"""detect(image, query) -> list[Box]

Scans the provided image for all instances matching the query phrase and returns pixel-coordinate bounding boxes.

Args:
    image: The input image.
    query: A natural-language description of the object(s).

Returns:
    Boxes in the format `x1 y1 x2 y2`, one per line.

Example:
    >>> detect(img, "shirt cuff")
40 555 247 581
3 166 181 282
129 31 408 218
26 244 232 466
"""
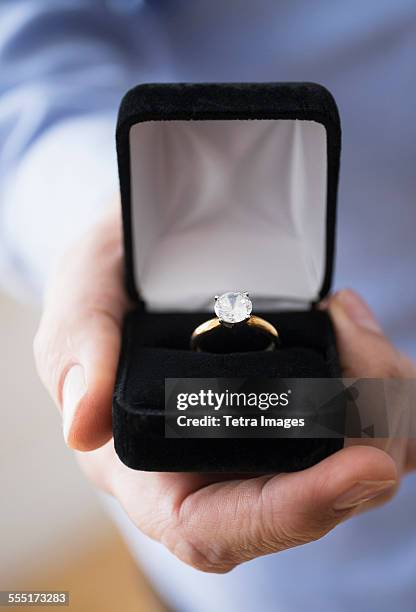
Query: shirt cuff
1 112 119 299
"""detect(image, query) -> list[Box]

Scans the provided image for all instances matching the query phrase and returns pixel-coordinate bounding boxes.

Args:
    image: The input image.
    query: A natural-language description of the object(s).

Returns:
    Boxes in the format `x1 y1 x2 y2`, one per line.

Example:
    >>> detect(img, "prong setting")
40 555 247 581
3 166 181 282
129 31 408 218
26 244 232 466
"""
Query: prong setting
214 291 253 324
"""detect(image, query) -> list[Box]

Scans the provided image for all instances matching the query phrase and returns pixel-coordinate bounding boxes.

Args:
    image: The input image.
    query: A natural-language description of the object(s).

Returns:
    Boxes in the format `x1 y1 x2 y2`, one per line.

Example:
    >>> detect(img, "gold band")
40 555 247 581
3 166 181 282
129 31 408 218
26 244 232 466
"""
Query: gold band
190 315 279 352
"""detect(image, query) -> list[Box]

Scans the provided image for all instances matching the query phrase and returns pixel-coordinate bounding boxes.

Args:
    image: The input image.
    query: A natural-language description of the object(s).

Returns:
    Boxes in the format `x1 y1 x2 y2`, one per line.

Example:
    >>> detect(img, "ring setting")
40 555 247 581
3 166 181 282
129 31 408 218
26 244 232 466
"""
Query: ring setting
191 291 279 353
214 291 252 326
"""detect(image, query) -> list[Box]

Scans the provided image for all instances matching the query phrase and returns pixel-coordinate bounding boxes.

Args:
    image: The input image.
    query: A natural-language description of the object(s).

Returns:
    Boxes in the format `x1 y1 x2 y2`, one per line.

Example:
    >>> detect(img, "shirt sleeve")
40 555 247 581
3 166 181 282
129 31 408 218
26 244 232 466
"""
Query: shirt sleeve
0 1 146 299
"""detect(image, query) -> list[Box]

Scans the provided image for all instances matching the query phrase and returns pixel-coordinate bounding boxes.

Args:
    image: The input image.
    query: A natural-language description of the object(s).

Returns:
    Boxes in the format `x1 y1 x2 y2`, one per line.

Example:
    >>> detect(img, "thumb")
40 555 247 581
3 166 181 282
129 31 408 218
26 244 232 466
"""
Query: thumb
172 445 397 572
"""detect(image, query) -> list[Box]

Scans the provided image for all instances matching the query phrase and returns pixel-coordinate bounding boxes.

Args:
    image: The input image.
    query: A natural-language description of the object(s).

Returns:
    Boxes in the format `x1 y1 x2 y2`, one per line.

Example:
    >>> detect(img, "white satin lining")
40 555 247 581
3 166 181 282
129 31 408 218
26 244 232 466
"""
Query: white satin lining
129 119 327 310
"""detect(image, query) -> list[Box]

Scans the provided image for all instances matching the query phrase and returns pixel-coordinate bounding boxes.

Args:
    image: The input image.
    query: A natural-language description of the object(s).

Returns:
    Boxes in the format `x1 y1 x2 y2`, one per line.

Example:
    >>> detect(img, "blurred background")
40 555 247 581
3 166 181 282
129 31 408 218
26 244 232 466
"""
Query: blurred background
0 291 166 612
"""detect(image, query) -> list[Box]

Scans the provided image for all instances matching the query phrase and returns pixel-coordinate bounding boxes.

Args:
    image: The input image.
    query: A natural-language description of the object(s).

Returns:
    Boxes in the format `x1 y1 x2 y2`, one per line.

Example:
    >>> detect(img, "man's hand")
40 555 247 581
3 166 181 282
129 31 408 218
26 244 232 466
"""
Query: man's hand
34 209 414 573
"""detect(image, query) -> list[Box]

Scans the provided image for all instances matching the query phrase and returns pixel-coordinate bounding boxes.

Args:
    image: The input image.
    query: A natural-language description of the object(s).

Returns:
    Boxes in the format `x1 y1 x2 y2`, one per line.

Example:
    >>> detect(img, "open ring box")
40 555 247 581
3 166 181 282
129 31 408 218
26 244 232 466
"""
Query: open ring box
113 82 342 472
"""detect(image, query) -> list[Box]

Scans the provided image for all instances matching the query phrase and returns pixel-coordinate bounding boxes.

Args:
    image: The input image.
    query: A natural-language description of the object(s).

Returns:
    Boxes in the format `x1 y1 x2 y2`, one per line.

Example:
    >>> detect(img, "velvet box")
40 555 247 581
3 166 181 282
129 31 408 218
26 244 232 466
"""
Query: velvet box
113 82 342 473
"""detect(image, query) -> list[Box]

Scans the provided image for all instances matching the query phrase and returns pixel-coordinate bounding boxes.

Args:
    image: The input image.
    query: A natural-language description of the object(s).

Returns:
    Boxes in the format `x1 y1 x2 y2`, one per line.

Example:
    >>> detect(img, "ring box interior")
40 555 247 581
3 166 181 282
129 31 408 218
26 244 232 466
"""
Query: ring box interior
113 82 342 473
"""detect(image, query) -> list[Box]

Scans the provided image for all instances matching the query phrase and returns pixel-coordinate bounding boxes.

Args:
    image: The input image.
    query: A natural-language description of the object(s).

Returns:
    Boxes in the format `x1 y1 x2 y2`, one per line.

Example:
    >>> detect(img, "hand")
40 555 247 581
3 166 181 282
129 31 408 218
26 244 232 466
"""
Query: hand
34 209 415 573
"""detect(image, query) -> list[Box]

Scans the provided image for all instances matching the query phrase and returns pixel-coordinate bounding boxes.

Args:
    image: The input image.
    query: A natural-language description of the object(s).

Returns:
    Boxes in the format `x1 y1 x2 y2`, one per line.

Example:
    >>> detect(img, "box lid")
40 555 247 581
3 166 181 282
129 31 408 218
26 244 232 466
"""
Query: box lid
116 82 341 311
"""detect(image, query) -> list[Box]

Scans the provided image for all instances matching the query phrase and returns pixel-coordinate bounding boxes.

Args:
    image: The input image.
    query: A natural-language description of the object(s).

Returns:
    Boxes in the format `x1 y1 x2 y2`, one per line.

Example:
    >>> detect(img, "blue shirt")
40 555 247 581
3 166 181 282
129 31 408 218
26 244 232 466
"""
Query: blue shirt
1 2 415 611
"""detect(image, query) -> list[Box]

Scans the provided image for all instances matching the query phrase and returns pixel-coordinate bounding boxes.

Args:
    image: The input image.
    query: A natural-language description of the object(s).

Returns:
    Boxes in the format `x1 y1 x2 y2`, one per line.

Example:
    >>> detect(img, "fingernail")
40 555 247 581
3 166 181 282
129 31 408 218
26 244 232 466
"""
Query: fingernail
62 365 87 444
336 289 382 333
333 479 396 511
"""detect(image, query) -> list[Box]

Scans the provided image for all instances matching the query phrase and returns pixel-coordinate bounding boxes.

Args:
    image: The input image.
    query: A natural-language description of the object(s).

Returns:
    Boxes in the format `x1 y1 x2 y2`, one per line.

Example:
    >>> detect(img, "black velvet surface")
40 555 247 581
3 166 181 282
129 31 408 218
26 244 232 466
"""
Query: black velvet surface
114 81 343 473
113 308 344 472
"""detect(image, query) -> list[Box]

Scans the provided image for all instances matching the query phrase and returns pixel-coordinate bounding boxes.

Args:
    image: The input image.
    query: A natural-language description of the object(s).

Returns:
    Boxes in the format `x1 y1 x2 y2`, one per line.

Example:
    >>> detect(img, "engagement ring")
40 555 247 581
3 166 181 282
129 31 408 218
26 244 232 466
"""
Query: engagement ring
190 291 279 353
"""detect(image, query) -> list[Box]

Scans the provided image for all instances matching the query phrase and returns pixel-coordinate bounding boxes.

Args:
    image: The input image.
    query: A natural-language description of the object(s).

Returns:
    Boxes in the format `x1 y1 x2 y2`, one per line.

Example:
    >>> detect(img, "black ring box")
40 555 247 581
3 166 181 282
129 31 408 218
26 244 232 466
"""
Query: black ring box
113 82 343 473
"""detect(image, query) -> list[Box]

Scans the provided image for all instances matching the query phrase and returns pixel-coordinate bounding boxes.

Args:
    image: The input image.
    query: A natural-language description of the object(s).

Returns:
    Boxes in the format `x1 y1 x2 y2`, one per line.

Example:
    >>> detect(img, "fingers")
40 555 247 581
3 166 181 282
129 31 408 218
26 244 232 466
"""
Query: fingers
34 210 130 451
322 289 415 473
157 445 396 573
323 289 413 378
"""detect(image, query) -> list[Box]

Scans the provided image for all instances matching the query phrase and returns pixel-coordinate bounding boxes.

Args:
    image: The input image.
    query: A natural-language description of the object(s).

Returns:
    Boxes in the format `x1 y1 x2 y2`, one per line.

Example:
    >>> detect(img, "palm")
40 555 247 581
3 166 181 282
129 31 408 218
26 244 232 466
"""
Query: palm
36 209 412 572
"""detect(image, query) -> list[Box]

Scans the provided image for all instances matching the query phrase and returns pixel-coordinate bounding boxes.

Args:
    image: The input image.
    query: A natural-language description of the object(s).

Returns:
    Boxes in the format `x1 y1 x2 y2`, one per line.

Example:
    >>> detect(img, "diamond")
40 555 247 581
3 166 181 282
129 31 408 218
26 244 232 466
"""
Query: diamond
214 291 252 324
